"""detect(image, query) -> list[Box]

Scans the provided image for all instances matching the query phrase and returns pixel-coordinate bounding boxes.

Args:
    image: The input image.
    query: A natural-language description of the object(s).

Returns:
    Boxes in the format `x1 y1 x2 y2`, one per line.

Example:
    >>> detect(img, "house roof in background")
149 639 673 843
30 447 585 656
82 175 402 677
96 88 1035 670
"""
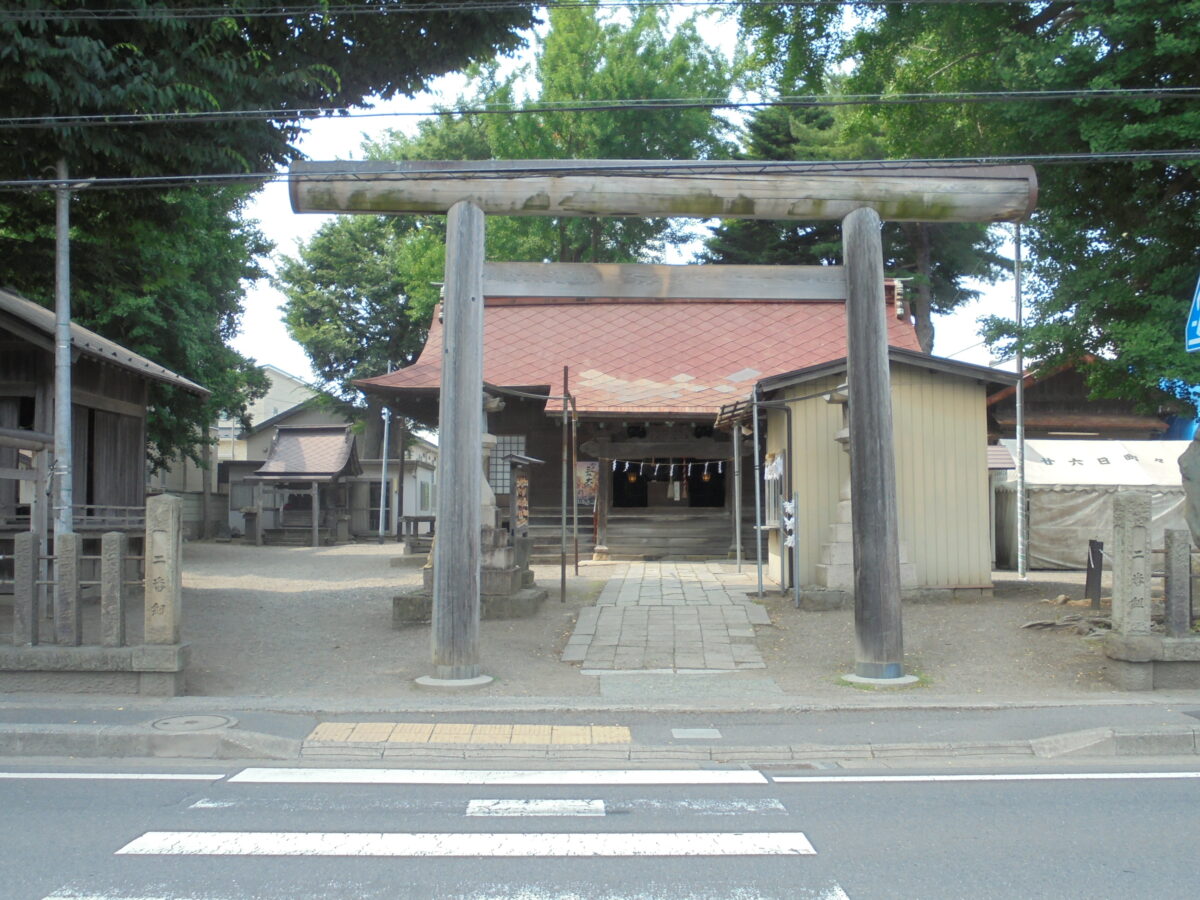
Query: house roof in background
359 287 920 416
0 288 209 396
249 425 362 482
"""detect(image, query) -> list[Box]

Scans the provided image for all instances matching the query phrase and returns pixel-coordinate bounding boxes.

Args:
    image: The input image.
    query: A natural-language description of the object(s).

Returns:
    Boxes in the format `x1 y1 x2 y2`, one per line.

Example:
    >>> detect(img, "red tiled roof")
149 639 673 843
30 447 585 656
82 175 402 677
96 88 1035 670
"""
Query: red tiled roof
359 294 920 415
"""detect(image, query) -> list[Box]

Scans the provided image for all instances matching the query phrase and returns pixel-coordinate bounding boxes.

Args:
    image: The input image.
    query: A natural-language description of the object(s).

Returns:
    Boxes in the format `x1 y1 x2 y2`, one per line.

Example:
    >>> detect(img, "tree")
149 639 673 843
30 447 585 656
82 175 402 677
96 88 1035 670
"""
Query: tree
278 6 733 400
0 0 535 464
746 1 1200 407
701 102 1007 352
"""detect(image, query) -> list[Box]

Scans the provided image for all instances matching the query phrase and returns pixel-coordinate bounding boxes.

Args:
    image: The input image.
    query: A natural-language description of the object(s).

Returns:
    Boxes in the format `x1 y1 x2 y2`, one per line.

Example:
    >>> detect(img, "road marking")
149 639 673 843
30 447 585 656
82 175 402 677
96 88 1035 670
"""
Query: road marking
116 830 817 857
466 799 606 817
0 773 219 782
772 771 1200 784
229 767 768 785
181 796 788 816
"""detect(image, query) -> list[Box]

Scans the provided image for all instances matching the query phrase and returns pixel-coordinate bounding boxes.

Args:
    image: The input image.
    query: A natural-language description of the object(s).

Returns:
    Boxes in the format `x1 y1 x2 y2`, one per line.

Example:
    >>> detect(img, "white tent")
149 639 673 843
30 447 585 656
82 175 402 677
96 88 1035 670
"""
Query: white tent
994 440 1191 569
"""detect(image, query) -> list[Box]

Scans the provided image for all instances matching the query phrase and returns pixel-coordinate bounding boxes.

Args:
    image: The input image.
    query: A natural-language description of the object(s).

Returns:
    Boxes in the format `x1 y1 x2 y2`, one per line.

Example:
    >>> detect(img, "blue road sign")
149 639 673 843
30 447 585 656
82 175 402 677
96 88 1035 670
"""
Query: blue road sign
1188 273 1200 353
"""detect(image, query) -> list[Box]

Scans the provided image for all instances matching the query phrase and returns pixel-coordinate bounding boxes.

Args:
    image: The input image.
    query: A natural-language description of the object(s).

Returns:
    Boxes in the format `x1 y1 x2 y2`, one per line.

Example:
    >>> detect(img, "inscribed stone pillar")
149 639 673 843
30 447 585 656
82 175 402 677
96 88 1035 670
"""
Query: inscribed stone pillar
53 531 81 646
1164 528 1191 637
101 531 127 647
13 531 37 646
843 207 904 679
430 200 485 681
144 493 183 644
1111 491 1152 636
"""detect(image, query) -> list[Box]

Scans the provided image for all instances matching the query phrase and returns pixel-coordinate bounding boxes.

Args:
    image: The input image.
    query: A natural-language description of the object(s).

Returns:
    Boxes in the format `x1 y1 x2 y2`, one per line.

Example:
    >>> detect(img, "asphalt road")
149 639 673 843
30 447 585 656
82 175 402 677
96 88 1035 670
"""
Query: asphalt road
2 762 1197 900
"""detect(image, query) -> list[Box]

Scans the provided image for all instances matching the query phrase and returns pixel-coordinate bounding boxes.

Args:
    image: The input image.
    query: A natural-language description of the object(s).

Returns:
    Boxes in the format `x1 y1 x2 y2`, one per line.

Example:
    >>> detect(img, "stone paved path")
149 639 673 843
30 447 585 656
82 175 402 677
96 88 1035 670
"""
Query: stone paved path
561 562 771 672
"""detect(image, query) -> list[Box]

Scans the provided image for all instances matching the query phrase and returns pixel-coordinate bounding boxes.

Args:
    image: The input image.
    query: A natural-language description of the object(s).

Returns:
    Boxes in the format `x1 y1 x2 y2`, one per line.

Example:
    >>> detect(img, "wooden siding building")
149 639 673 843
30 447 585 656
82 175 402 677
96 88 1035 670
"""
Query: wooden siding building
0 287 208 541
357 262 922 563
758 349 1017 596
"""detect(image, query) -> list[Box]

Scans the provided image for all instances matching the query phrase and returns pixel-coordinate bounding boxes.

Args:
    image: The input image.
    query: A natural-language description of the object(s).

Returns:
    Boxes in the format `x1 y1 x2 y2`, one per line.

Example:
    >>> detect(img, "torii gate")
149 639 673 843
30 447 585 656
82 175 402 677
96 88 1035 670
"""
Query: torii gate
289 159 1037 685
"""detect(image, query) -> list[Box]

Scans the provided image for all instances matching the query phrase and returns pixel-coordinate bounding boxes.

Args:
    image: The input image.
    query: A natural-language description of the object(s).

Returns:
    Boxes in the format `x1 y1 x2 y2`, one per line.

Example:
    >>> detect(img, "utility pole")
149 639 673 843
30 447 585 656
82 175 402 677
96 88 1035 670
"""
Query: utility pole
53 158 73 538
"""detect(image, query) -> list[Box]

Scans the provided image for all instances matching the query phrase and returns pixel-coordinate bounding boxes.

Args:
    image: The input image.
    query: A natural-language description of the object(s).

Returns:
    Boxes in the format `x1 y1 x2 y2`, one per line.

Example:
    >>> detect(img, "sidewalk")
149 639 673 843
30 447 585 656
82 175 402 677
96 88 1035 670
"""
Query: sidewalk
0 541 1198 764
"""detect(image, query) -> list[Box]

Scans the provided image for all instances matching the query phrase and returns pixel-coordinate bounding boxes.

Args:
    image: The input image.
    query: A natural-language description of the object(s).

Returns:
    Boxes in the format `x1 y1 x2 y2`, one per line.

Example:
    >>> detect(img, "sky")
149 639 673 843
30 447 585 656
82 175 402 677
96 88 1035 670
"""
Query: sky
233 17 1022 385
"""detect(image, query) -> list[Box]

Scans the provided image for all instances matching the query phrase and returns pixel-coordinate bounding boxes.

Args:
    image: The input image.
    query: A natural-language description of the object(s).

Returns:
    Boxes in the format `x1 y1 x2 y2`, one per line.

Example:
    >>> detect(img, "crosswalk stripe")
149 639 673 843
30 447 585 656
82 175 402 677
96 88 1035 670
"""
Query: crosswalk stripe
183 796 789 816
229 767 768 785
116 830 817 857
466 799 606 816
771 772 1200 784
0 773 219 782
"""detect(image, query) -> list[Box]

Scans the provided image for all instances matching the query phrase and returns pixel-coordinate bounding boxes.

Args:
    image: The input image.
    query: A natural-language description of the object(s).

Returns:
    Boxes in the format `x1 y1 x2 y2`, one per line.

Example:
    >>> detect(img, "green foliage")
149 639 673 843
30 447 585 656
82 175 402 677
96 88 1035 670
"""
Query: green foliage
701 102 1007 351
0 0 534 464
740 0 1200 407
278 6 733 400
276 214 444 402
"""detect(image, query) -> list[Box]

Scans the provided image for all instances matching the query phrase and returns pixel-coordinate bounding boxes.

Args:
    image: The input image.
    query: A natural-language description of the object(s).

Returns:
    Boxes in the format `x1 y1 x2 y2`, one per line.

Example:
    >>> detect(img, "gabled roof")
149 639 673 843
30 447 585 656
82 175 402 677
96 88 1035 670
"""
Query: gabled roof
0 287 209 395
758 346 1020 394
358 264 921 416
249 425 362 482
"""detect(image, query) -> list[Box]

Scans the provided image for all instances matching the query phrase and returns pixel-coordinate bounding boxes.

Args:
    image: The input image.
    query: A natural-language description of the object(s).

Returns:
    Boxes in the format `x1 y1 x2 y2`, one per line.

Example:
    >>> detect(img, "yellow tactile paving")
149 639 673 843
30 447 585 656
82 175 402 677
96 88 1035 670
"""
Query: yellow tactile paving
469 724 514 744
508 724 554 744
429 723 475 741
304 722 633 746
550 726 593 745
347 723 397 743
590 726 633 744
307 722 356 742
387 723 435 743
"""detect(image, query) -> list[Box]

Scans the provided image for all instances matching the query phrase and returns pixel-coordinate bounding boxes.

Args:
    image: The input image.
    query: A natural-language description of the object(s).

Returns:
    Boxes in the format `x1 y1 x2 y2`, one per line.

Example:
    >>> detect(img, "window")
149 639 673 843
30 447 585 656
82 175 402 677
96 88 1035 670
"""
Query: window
419 480 432 512
489 435 525 494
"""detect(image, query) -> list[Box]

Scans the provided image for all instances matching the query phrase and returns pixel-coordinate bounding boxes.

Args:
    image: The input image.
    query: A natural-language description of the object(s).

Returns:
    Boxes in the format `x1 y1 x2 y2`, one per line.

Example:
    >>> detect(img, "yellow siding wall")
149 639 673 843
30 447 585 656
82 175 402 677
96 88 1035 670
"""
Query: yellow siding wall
771 365 990 589
767 374 848 586
891 366 991 588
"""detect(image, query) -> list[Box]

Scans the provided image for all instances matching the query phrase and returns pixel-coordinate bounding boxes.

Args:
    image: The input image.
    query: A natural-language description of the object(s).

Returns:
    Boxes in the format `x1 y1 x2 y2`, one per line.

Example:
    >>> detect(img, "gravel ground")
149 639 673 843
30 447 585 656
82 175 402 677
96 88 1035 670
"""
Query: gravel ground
181 541 607 700
174 541 1150 704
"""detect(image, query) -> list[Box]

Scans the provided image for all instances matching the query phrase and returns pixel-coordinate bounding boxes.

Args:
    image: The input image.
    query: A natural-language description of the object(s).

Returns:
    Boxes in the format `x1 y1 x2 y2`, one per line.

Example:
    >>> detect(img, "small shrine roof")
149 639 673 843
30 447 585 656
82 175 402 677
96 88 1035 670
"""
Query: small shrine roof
249 425 362 482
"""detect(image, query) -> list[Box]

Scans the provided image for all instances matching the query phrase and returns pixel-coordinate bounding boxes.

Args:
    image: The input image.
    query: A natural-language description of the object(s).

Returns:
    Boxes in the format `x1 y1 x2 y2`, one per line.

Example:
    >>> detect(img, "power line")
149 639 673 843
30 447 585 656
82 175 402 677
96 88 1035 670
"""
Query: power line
5 87 1197 131
0 1 1112 24
1 150 1197 193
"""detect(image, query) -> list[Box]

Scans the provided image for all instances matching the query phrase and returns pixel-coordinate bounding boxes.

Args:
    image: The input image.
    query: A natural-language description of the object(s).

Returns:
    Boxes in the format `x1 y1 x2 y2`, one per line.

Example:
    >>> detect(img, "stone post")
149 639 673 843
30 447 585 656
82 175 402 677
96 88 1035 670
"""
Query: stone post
1164 527 1191 638
53 531 81 646
144 493 183 645
843 207 906 681
427 200 488 685
1111 492 1152 636
13 531 37 646
101 531 127 647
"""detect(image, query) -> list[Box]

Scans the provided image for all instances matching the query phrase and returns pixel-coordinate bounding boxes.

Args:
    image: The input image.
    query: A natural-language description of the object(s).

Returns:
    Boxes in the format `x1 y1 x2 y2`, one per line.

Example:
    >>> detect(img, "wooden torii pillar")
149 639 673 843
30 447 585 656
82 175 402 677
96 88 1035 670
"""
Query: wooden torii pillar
291 158 1036 685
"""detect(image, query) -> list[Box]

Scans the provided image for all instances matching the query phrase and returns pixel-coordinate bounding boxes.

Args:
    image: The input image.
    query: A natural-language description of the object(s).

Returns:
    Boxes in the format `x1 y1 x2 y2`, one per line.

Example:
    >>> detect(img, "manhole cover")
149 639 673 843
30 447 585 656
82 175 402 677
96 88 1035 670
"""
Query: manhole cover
151 715 236 733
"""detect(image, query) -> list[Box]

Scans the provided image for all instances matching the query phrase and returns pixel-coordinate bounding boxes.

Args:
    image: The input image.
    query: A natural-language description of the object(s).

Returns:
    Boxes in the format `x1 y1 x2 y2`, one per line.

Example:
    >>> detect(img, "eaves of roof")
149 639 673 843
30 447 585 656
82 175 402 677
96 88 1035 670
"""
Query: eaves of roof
0 287 209 396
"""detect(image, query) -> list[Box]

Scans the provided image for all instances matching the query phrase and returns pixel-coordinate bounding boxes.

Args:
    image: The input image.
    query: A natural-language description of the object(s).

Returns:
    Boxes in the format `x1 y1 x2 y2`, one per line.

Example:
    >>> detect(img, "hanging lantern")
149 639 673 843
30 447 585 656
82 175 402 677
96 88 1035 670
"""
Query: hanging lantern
627 471 639 484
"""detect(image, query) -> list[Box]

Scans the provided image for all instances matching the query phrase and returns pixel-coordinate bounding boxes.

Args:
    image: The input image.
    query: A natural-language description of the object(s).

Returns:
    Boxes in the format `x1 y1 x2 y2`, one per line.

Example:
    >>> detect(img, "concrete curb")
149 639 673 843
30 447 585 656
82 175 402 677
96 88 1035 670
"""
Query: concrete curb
0 724 300 761
0 723 1197 764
